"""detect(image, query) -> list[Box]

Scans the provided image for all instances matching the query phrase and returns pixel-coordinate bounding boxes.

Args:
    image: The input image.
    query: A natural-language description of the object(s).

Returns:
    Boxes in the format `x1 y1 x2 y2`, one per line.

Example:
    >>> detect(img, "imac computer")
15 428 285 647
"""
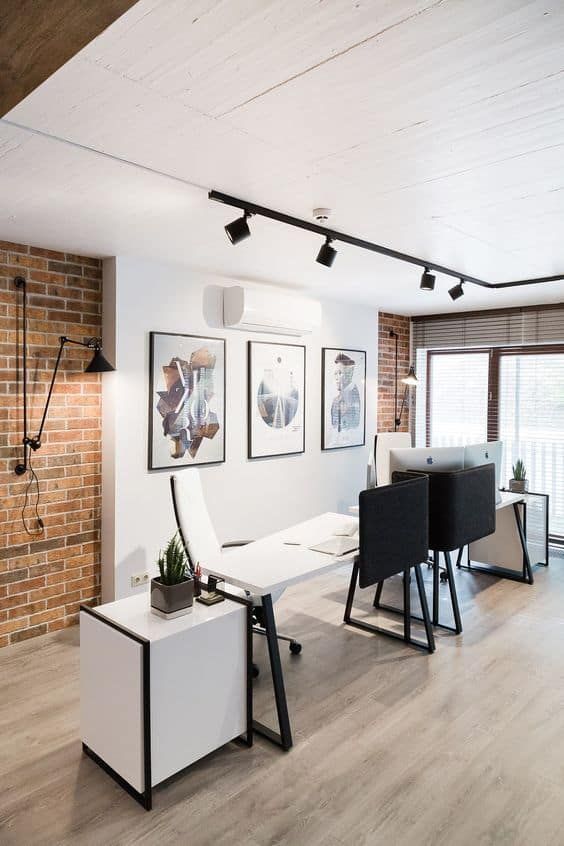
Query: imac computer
464 441 503 503
389 446 465 477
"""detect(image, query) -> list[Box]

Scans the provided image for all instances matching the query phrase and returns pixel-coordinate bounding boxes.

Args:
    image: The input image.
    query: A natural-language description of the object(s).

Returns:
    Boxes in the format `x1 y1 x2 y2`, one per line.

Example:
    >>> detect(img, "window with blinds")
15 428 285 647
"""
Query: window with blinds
498 350 564 538
412 304 564 542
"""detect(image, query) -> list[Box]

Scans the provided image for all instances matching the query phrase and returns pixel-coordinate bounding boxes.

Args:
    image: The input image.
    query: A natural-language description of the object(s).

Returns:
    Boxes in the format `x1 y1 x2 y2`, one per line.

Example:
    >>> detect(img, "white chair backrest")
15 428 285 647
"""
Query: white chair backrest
375 431 412 485
171 471 220 568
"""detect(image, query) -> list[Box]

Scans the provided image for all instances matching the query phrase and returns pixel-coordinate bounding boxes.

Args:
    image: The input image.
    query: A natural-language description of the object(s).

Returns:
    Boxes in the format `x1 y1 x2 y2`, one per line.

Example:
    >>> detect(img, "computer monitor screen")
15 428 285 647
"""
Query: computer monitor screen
389 446 465 476
464 441 502 499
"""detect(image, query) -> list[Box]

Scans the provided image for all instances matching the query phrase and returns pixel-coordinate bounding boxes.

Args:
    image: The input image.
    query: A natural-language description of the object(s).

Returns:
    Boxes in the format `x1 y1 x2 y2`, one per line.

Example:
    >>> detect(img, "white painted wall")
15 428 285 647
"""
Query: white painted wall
102 256 378 600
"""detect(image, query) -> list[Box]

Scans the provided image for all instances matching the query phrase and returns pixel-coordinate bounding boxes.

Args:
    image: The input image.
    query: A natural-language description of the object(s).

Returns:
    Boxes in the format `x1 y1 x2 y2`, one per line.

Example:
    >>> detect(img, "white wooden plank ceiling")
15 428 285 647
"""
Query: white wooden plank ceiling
1 0 564 313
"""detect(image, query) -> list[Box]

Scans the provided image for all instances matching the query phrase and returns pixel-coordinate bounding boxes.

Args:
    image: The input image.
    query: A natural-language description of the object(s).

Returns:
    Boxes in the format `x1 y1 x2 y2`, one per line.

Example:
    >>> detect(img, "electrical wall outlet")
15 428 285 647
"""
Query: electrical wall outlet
130 572 150 588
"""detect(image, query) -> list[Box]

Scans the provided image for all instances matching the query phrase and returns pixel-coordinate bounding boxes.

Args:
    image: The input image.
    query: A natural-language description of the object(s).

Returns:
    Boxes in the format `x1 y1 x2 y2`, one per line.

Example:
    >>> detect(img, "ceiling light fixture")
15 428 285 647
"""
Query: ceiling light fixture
209 190 564 298
420 268 436 291
225 211 252 245
316 237 337 268
448 279 465 301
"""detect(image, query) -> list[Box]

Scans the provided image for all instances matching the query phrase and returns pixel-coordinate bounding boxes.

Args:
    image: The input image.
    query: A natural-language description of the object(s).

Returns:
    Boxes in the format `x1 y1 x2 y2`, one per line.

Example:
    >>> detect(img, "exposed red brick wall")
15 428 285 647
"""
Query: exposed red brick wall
377 312 411 433
0 240 102 647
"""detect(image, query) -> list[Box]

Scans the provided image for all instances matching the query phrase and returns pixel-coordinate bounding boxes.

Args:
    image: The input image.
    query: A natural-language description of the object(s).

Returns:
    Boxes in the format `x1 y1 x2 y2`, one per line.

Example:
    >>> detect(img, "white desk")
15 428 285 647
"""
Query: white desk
459 491 534 583
80 593 250 809
201 511 358 750
203 512 359 595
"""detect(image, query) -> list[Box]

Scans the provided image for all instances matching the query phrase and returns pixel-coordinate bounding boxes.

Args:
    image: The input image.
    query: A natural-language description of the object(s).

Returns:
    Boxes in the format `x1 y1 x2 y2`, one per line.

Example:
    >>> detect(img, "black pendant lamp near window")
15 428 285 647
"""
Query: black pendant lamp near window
13 276 115 477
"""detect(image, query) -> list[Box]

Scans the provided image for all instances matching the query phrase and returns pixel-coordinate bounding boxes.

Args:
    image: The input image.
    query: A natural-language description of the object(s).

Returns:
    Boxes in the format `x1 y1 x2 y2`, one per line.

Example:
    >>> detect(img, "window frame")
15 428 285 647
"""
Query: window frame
425 343 564 542
425 347 492 448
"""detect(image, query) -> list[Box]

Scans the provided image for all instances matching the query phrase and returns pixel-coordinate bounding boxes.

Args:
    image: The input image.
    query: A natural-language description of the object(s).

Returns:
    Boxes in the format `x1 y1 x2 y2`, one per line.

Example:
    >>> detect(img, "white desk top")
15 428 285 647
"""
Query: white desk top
497 491 524 509
202 511 359 595
86 591 243 643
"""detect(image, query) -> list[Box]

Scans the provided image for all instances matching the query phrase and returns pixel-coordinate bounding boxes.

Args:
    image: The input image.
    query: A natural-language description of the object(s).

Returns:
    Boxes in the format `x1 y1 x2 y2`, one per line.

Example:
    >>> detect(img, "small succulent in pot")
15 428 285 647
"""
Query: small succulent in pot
151 533 194 618
509 459 529 493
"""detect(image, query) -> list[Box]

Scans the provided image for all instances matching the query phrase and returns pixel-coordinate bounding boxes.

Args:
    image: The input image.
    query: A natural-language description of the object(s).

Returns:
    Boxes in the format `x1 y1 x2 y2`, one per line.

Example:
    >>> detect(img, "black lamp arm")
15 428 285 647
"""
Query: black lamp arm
27 335 102 451
395 384 409 429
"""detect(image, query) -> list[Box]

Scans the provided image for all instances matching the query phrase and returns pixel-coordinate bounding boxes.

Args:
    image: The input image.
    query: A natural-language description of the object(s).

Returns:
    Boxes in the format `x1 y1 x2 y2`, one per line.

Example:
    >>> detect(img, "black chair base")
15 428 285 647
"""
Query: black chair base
345 561 435 654
373 550 463 635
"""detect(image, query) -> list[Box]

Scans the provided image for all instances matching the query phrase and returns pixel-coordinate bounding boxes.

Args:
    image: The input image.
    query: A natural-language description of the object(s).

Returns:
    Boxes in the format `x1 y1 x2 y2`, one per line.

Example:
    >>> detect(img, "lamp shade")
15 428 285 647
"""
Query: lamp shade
225 213 251 244
316 238 337 267
401 366 418 386
85 347 115 373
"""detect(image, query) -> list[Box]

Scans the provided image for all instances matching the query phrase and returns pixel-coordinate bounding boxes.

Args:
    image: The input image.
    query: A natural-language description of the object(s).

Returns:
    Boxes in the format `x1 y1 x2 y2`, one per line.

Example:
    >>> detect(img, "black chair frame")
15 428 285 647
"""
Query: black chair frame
344 558 435 654
372 548 462 635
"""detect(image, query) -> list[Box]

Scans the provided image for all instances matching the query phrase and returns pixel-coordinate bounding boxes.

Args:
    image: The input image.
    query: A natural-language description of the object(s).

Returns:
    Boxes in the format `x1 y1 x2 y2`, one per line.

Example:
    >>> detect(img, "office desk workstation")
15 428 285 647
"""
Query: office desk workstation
80 439 549 809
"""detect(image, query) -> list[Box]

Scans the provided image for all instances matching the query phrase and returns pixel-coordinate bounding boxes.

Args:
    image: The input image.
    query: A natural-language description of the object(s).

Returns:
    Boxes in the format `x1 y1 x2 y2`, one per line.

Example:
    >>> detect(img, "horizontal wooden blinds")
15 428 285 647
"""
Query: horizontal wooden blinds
412 303 564 350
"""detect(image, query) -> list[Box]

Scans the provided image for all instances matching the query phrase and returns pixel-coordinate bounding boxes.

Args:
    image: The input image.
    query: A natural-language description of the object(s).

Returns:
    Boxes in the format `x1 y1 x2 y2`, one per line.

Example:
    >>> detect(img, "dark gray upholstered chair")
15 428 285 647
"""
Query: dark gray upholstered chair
377 463 496 634
344 475 435 654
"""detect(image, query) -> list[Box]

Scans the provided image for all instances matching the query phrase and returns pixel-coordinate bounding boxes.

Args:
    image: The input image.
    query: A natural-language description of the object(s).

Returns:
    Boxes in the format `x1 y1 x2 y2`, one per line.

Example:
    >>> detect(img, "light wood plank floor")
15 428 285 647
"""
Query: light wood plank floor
2 554 564 846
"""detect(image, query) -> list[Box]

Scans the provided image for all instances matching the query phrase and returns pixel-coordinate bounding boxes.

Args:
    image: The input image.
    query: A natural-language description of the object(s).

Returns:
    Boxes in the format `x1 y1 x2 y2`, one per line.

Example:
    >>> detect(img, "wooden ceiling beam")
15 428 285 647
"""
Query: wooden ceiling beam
0 0 139 116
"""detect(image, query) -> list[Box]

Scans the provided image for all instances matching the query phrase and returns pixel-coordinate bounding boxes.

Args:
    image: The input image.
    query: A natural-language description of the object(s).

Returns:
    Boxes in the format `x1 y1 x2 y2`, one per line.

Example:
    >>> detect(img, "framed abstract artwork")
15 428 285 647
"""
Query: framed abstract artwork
321 347 366 450
248 341 306 459
148 332 226 470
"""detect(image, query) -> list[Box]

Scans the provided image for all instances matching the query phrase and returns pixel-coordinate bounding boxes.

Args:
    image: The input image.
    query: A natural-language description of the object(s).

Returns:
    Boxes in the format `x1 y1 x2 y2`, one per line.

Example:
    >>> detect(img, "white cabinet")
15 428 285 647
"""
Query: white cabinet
80 593 250 809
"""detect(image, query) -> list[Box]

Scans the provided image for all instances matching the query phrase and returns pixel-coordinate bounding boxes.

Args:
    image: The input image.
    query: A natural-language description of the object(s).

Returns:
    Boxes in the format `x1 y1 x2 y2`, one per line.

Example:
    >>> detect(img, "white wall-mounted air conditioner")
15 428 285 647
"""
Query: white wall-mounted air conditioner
223 285 321 336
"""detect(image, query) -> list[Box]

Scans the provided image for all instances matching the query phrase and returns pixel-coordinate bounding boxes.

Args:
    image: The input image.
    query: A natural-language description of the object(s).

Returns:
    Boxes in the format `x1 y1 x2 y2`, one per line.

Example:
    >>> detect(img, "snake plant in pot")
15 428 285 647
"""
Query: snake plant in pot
151 532 194 619
509 459 528 494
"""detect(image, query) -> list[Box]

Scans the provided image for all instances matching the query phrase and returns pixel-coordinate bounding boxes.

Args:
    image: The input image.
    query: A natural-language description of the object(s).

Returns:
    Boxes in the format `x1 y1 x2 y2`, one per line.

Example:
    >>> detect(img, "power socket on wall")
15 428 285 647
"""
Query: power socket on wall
130 572 150 588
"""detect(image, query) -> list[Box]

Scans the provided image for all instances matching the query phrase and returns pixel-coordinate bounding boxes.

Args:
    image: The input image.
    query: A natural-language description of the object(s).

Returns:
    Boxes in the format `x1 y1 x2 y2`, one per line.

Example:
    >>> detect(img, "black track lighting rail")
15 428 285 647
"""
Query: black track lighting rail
209 190 564 292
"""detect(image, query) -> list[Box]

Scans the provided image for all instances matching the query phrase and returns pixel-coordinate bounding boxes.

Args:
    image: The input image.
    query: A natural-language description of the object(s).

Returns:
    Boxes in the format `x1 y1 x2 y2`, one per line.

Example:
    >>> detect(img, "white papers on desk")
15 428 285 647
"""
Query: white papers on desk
309 536 359 556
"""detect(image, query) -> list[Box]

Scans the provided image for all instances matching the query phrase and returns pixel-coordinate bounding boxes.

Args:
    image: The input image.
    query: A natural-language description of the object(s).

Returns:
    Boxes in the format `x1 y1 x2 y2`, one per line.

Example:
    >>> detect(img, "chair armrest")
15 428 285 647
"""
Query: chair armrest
222 540 254 548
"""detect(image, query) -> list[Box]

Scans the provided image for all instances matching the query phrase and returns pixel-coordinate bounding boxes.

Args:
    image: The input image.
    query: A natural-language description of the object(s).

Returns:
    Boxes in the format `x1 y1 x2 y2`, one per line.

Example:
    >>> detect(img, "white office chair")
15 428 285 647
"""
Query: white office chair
374 431 412 485
170 471 302 663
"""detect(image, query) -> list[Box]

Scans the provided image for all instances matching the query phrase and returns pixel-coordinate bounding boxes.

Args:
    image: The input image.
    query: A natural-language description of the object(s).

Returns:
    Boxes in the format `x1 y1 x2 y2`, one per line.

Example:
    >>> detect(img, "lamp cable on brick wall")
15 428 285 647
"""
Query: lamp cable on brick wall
21 454 44 537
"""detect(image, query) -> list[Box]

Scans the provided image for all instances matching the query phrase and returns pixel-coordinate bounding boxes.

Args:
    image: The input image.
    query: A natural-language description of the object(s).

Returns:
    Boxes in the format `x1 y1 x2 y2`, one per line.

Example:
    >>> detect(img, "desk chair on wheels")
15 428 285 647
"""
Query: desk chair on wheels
344 475 435 654
170 471 302 671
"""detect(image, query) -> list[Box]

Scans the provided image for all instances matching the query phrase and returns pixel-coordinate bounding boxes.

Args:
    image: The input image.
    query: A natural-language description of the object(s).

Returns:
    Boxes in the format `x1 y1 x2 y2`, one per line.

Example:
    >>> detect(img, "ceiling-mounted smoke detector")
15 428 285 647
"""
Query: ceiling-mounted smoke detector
313 207 331 223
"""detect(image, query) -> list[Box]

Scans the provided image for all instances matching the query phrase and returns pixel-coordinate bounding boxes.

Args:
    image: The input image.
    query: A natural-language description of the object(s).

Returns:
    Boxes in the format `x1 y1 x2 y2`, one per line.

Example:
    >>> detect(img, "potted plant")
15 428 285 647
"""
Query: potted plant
509 459 529 493
151 533 194 619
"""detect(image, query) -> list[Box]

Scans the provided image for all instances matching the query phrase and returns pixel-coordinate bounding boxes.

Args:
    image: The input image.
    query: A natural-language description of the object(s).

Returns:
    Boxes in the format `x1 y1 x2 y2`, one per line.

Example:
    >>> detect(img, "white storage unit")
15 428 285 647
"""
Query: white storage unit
80 592 250 809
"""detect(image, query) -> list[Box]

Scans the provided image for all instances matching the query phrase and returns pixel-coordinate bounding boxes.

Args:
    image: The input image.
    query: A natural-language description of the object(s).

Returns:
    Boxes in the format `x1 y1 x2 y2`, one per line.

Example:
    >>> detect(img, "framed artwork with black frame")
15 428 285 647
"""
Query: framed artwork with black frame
148 331 226 470
321 347 366 450
248 341 306 459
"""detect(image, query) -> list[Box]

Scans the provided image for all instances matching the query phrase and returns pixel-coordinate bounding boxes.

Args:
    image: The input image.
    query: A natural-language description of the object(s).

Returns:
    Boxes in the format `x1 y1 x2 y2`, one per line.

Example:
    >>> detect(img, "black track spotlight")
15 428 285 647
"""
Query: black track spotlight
316 237 337 267
448 279 465 301
225 211 251 245
420 268 436 291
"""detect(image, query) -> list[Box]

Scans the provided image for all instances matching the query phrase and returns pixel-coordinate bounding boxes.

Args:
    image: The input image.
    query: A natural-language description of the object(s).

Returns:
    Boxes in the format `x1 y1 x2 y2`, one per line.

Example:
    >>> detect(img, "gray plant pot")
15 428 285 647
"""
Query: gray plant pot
151 577 194 619
509 479 529 493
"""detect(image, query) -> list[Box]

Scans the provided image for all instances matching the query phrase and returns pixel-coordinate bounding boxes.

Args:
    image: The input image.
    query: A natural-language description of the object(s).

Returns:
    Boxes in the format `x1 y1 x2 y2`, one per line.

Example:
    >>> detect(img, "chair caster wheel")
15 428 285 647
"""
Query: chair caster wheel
252 663 260 678
440 570 449 583
289 641 302 655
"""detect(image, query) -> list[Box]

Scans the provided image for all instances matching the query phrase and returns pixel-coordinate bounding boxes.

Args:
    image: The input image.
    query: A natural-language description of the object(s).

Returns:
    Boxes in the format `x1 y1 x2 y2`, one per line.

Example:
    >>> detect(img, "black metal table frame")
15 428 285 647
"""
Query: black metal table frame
80 588 253 811
456 498 548 585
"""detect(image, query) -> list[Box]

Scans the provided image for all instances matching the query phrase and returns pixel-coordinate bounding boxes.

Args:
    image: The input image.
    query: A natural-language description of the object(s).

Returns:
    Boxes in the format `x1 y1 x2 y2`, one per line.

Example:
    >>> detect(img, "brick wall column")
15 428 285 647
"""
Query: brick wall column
377 312 411 433
0 241 102 646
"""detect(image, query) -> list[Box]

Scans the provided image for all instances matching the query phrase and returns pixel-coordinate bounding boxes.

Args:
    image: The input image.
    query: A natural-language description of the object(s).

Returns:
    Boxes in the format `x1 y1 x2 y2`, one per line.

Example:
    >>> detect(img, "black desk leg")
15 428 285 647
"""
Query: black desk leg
252 593 293 751
403 569 411 642
414 564 435 653
513 502 534 585
373 580 384 608
432 550 440 626
444 551 463 634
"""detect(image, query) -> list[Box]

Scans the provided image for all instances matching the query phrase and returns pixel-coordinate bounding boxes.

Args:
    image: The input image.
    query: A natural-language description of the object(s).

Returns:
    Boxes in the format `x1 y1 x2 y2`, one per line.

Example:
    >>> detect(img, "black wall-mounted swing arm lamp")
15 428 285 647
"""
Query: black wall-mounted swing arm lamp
389 329 418 432
14 276 114 476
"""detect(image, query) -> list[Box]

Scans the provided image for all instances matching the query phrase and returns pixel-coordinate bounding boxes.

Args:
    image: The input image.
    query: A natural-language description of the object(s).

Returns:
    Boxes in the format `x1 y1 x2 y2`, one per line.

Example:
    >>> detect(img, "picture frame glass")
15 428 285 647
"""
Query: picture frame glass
149 332 225 469
248 341 306 458
322 348 366 449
